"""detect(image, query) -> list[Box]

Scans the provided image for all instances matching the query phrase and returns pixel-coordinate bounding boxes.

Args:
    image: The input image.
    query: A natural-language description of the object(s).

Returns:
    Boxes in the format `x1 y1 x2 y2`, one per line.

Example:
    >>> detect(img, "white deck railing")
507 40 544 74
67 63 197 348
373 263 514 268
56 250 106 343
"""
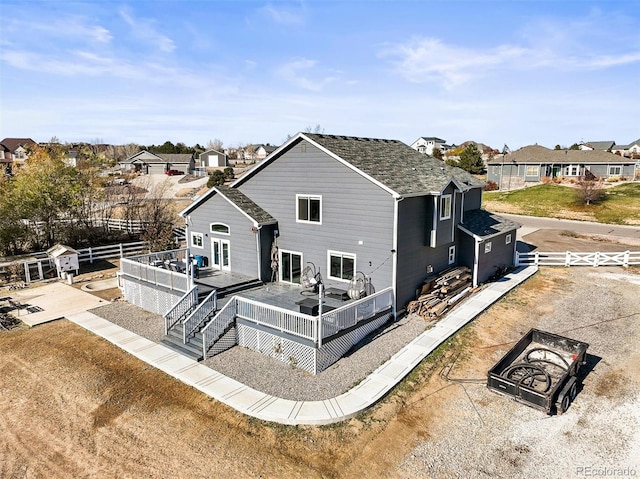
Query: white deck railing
320 287 394 339
163 286 198 334
120 255 189 293
182 290 217 343
236 297 318 342
516 250 640 267
202 298 238 359
201 287 395 357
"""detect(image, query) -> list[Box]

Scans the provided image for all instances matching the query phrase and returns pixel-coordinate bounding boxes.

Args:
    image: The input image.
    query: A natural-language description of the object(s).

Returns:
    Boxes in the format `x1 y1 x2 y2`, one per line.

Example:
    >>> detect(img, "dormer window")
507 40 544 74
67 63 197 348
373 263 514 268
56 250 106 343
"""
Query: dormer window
440 194 452 220
297 195 321 224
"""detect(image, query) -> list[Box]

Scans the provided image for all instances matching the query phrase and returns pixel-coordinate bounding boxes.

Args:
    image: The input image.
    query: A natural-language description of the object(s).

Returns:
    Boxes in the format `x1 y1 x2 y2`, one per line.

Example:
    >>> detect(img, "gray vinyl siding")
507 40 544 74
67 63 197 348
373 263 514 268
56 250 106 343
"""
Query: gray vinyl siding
477 233 515 284
463 188 482 211
432 184 462 248
396 196 456 309
238 140 395 291
187 194 259 278
457 232 475 272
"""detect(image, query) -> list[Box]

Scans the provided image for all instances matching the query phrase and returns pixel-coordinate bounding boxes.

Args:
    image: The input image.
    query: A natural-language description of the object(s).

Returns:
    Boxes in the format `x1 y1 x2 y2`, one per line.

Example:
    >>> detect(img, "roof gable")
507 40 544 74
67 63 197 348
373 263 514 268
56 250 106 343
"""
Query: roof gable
233 133 483 197
180 185 276 226
0 138 36 152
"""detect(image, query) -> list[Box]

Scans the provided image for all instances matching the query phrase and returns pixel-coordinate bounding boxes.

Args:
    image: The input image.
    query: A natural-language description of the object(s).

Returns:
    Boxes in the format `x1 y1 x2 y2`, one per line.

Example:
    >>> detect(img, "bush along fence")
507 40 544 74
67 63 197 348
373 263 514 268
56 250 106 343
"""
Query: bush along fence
4 241 148 284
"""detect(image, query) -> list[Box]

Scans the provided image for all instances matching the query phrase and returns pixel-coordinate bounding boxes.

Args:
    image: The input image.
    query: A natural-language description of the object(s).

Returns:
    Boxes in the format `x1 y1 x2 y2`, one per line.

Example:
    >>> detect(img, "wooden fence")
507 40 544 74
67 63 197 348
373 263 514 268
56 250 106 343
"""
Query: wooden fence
516 250 640 267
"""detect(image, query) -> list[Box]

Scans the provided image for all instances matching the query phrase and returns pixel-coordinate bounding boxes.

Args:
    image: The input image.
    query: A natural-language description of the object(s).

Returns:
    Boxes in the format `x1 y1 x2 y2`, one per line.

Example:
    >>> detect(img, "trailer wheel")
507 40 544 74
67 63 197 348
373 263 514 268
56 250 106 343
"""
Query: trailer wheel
569 381 578 400
556 392 571 415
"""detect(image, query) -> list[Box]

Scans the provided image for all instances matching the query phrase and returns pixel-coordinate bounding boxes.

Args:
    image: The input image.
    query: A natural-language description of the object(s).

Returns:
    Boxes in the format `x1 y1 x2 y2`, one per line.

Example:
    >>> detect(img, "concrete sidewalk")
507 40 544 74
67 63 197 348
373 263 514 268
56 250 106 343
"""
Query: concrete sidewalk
67 266 538 425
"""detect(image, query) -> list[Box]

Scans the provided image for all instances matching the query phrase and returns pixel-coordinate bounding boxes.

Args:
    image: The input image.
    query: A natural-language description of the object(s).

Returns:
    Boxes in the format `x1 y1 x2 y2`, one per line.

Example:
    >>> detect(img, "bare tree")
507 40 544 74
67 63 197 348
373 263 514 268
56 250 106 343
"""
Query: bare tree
138 180 178 251
576 175 603 205
206 138 224 152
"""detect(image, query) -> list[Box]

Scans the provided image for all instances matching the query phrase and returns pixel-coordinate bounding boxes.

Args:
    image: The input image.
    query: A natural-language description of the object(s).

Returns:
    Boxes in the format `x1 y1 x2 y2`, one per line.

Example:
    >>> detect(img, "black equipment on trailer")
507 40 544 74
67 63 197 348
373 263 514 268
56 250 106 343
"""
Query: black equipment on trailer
487 329 589 415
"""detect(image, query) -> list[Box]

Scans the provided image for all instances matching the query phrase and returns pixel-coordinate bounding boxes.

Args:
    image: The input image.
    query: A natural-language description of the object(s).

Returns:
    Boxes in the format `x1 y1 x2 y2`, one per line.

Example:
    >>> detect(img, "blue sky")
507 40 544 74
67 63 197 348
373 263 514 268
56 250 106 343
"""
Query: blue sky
1 0 638 150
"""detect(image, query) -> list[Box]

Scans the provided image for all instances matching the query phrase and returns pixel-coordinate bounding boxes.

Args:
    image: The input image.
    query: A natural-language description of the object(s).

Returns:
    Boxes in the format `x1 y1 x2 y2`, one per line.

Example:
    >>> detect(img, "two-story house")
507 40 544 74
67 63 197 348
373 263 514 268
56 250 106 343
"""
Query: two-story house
120 133 518 373
410 136 450 156
0 138 36 173
183 133 518 310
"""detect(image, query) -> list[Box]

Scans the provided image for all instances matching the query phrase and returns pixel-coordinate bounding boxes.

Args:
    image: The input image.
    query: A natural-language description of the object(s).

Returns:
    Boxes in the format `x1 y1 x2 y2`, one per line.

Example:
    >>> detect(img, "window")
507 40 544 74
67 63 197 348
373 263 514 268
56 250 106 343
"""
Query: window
526 166 539 176
297 195 322 223
448 245 456 265
609 166 622 176
191 232 203 248
505 234 512 245
210 223 230 235
484 241 492 254
440 195 452 220
280 251 302 284
328 251 355 281
565 165 579 176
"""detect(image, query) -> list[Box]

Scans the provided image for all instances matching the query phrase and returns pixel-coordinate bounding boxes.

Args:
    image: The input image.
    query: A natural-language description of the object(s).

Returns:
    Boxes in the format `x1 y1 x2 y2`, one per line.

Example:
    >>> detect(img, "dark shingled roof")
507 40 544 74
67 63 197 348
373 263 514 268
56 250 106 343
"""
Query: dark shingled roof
486 145 630 165
215 186 276 225
458 209 520 238
303 134 484 195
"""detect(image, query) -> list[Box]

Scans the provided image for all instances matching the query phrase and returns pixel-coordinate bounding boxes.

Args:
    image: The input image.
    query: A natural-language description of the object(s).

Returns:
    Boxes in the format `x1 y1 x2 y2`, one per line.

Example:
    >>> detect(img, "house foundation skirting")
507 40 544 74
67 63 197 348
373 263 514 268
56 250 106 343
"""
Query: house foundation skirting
236 312 393 375
122 277 183 316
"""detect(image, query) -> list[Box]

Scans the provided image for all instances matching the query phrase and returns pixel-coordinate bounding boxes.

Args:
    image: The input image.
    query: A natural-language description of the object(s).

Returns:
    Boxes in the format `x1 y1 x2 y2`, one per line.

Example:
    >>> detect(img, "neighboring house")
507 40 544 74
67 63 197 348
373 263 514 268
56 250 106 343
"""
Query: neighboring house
410 136 450 156
0 138 36 171
63 150 79 167
254 144 277 159
198 149 228 168
612 139 640 158
182 133 519 309
119 150 194 174
486 145 637 190
579 140 615 151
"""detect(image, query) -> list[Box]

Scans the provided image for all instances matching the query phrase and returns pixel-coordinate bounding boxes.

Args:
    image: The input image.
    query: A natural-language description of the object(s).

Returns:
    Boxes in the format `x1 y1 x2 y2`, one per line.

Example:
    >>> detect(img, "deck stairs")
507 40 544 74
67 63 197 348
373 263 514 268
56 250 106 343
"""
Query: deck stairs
161 278 263 360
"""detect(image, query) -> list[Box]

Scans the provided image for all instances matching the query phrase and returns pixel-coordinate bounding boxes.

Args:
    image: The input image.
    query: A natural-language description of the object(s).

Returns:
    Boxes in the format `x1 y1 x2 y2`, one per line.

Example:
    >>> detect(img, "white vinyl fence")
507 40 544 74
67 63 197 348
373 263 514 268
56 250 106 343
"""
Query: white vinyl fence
516 250 640 267
10 241 147 284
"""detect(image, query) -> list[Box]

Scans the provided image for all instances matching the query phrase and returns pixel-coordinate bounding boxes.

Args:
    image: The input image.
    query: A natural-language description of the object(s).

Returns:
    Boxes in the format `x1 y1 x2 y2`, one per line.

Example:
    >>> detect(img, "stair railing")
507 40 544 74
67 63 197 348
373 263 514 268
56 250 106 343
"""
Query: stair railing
182 290 217 344
202 297 237 359
163 286 198 335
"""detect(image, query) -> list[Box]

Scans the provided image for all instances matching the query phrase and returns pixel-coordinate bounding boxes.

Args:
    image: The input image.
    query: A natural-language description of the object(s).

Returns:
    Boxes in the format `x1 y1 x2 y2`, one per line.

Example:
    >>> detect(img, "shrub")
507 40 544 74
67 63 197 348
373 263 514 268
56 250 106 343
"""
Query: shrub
484 180 499 191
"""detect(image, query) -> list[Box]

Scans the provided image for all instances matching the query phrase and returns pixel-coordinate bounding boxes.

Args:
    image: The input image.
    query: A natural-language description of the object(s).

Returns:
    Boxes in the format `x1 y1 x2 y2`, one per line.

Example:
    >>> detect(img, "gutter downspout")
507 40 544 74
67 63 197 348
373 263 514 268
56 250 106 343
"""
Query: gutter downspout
392 196 403 319
255 224 262 281
473 239 480 288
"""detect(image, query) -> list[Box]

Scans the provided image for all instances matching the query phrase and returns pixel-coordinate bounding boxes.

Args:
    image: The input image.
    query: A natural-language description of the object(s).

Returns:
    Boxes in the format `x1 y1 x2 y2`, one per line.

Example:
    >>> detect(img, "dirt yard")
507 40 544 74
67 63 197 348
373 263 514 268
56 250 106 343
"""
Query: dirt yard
1 232 639 478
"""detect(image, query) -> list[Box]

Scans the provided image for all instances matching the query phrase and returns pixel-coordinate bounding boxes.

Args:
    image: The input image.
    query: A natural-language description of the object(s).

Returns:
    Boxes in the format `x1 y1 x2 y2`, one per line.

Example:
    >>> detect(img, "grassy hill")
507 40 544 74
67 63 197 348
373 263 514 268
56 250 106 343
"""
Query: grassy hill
482 183 640 225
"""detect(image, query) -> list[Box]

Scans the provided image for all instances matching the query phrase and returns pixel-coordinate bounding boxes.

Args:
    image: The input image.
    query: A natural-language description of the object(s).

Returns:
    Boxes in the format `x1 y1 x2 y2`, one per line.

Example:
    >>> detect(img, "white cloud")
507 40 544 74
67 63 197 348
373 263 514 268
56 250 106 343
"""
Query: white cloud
276 58 338 91
261 3 305 26
119 8 176 53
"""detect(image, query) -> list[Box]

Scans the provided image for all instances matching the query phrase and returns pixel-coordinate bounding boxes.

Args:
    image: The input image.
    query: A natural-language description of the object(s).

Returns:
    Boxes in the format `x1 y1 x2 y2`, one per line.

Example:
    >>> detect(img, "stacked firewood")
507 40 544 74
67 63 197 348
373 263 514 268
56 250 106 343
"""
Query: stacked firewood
407 266 472 321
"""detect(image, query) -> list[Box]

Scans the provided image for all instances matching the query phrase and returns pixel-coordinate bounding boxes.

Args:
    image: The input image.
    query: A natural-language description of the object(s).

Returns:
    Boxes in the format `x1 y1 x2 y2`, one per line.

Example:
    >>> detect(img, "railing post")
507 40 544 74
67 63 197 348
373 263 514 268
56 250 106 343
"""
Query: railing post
624 251 630 267
89 246 94 264
565 251 571 267
119 243 124 258
37 260 44 281
24 262 31 283
593 251 600 267
534 252 539 266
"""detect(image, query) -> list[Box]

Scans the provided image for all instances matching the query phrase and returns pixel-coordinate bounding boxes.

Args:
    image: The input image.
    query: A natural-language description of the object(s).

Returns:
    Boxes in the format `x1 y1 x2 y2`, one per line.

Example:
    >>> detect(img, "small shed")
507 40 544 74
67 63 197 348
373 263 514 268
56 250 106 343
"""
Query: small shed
47 244 80 278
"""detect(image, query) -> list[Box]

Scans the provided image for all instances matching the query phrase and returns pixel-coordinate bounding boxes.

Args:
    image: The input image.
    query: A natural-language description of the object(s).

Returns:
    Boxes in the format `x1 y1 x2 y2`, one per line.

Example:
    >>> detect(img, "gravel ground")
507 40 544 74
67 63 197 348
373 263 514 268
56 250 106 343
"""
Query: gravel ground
89 299 427 401
396 267 640 479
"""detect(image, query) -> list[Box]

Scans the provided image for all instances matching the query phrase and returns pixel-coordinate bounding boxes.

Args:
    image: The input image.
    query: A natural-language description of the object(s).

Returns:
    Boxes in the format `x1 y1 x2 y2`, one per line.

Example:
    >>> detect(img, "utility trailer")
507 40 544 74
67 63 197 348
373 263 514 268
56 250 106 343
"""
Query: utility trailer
487 329 589 415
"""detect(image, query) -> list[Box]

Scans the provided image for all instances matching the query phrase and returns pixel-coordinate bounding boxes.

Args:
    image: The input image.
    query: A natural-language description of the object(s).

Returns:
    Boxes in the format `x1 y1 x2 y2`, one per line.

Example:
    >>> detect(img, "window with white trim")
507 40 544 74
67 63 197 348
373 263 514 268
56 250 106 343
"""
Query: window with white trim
210 223 230 235
328 251 355 281
448 245 456 265
526 166 539 176
296 195 322 223
440 195 452 220
484 241 492 253
608 166 622 176
506 234 512 245
191 232 203 248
